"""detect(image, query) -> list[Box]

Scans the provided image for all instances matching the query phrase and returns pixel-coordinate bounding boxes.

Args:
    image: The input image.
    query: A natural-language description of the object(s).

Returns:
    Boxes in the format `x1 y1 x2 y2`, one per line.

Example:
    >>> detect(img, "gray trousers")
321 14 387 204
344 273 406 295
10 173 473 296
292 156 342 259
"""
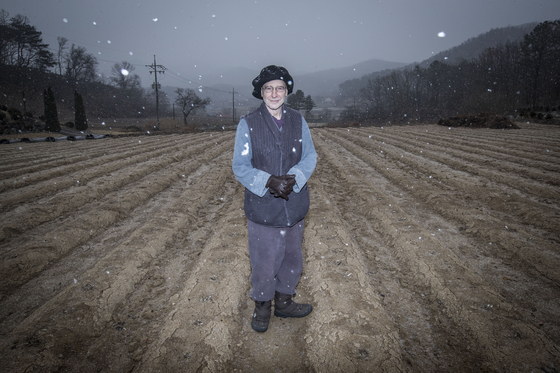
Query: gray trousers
247 219 304 302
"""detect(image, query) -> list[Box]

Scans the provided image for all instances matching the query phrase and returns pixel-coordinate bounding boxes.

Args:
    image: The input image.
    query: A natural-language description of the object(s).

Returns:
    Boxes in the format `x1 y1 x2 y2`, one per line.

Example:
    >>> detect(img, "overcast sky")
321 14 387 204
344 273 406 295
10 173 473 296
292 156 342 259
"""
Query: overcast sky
2 0 559 89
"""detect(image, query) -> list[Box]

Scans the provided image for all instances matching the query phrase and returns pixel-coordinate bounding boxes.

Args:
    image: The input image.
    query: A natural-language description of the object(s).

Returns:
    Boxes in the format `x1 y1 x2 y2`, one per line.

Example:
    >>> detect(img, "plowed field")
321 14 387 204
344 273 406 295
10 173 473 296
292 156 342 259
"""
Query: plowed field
1 123 559 372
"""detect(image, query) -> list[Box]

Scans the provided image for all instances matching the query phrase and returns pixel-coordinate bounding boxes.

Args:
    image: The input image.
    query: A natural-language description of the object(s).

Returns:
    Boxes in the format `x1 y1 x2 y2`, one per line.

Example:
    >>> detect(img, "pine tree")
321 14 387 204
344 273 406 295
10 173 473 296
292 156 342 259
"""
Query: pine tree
43 86 60 132
74 90 88 131
287 89 315 113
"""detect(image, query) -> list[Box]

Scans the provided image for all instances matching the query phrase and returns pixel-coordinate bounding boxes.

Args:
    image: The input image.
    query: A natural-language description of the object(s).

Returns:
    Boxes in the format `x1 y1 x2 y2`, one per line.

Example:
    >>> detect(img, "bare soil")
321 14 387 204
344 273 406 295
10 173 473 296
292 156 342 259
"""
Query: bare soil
0 123 559 372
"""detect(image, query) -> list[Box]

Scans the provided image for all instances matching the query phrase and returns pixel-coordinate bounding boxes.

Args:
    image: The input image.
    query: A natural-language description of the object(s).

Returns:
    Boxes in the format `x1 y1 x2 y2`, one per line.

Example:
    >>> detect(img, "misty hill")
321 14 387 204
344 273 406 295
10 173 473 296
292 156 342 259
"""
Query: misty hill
158 22 540 114
295 59 408 98
338 22 539 99
183 59 407 111
414 22 537 68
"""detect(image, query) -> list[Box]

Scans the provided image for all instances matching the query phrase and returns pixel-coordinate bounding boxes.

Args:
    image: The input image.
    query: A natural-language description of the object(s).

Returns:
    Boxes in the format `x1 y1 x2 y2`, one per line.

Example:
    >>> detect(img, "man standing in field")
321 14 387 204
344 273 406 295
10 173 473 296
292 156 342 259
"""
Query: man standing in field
232 65 317 333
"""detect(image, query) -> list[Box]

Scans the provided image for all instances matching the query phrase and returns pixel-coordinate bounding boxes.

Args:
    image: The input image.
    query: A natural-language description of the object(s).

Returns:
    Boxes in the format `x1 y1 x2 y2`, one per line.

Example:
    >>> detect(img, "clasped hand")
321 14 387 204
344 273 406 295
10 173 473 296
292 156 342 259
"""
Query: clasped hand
266 174 296 200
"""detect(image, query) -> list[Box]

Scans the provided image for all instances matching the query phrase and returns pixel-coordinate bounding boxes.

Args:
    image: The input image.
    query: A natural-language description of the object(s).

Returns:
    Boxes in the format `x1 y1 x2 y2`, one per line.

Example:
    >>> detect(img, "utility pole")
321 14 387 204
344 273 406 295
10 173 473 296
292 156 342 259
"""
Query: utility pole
146 55 167 131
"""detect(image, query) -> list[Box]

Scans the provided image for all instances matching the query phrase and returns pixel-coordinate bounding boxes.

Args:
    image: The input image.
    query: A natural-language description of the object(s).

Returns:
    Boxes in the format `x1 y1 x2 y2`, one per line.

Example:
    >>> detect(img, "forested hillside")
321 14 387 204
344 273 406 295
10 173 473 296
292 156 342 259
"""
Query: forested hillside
339 20 560 124
0 10 168 127
2 8 558 130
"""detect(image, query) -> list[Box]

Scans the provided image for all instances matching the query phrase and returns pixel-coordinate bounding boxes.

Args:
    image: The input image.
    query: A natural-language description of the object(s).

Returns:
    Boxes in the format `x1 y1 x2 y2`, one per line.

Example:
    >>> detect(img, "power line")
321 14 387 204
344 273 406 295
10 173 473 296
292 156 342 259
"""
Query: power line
42 34 250 98
146 55 167 131
43 34 254 116
41 32 152 59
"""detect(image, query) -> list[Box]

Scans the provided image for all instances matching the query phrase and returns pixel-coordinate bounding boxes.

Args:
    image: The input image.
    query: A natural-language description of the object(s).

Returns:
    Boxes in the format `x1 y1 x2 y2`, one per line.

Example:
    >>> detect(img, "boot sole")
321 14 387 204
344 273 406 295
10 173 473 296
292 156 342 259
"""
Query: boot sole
251 321 269 332
274 306 313 318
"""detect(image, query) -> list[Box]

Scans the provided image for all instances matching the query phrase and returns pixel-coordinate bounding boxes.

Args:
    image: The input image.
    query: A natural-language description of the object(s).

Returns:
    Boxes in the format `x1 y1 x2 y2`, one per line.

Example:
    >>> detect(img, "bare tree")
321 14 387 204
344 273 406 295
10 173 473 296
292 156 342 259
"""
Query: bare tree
110 61 140 90
175 88 211 125
64 44 97 82
145 88 170 116
0 9 8 24
0 10 12 65
56 36 67 75
108 61 148 117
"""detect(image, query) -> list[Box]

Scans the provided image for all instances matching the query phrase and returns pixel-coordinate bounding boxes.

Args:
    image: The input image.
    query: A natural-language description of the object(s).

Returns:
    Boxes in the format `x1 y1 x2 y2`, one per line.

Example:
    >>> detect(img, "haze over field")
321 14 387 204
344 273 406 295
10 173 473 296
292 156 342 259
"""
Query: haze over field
2 0 559 93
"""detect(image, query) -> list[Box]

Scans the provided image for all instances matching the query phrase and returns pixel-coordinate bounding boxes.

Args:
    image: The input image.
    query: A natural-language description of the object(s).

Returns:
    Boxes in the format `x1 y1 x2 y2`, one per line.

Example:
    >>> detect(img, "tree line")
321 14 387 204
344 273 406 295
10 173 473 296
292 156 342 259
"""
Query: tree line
339 20 560 123
0 9 171 122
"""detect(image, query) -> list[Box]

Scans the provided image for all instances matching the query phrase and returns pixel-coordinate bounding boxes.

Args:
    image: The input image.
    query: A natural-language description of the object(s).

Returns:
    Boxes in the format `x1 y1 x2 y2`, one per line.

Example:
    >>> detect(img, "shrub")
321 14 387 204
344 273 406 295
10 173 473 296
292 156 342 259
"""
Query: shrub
125 125 142 132
8 108 22 121
437 113 520 129
537 113 544 120
44 87 61 132
65 121 75 128
74 90 88 131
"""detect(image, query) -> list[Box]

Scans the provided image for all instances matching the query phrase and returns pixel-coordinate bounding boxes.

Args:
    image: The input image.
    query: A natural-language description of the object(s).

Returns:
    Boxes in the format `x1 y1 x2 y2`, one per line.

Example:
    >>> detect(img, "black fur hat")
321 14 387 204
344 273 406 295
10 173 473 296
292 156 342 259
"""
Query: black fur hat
251 65 294 99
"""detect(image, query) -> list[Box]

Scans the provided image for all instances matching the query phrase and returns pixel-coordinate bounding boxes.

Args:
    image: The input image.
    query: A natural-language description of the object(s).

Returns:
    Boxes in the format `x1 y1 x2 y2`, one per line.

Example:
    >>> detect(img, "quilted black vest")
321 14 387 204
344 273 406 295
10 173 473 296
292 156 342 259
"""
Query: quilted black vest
243 103 310 227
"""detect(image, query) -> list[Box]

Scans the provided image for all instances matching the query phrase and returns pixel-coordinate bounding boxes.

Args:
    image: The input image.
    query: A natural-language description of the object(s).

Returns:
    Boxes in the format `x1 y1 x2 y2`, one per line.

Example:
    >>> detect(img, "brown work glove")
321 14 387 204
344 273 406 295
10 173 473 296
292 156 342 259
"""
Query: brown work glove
266 174 296 200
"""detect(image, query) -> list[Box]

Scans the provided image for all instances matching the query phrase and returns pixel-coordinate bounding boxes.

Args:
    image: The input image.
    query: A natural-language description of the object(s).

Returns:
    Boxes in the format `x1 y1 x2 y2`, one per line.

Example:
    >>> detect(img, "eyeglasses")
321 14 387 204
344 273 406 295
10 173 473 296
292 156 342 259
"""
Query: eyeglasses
262 85 286 94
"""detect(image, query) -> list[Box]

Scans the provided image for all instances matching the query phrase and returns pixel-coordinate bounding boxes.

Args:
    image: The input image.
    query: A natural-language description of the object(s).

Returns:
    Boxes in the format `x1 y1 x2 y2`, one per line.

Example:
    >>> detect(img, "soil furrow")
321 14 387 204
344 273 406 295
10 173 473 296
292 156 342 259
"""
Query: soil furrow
360 127 560 187
0 134 226 209
0 150 232 336
0 135 202 193
0 134 231 241
301 178 408 372
337 129 560 222
329 129 560 233
313 138 486 371
314 132 560 372
0 150 236 372
0 136 153 173
0 125 558 372
319 130 560 285
386 125 560 169
0 139 234 293
396 123 560 151
323 129 560 346
138 177 250 372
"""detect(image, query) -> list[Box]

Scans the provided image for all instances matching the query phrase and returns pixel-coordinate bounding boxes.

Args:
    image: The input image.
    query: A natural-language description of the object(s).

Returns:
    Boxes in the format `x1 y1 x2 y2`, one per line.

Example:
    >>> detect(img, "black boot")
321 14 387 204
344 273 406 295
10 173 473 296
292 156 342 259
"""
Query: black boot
251 300 272 332
274 291 313 318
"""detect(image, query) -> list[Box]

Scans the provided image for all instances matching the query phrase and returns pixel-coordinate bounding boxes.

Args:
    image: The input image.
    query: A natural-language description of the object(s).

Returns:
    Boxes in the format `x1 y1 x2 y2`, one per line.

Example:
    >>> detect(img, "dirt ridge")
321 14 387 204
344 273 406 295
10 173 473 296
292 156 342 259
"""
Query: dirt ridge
0 123 558 372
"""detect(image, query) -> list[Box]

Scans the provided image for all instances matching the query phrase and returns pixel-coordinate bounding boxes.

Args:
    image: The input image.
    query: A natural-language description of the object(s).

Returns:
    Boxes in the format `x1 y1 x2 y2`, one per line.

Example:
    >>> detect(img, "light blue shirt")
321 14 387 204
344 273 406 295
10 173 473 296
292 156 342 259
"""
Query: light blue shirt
232 113 317 197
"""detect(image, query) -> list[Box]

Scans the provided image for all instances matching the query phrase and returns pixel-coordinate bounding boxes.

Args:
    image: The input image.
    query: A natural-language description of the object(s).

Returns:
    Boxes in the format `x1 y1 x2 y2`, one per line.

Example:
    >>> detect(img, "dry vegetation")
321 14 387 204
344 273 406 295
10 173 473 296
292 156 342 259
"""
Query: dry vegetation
437 113 521 129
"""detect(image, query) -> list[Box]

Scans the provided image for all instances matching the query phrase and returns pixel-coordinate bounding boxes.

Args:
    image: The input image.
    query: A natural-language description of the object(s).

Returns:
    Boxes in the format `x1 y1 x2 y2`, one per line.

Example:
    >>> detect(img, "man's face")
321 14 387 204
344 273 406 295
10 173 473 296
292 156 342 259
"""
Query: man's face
262 79 287 111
